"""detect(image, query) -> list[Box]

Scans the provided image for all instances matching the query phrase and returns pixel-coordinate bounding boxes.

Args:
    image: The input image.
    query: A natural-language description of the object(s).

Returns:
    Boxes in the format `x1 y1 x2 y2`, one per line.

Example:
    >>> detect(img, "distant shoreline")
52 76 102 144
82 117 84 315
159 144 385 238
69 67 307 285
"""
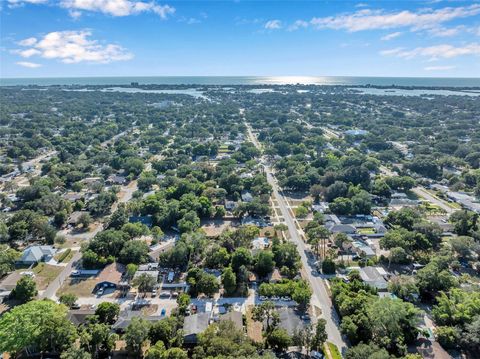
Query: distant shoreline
1 76 480 87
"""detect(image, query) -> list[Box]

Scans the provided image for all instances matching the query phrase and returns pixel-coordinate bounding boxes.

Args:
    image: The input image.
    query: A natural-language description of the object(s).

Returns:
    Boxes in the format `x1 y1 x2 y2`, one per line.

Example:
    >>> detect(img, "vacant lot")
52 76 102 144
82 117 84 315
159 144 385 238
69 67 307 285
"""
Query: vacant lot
32 263 63 290
58 277 98 297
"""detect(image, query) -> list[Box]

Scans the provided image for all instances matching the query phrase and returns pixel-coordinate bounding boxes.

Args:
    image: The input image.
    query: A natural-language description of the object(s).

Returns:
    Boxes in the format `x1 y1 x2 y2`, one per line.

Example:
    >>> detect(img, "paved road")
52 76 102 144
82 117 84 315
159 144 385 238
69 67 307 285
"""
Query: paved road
246 124 347 353
41 251 82 299
412 186 455 215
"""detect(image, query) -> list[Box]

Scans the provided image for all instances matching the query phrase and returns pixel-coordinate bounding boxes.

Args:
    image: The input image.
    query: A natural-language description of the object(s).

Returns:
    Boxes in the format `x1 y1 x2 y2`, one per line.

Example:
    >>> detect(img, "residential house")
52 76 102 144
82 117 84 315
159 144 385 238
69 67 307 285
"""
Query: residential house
94 262 128 292
68 309 96 326
252 237 270 252
129 215 153 228
183 312 211 345
359 266 389 291
17 245 56 265
241 190 253 203
107 175 127 185
67 211 90 226
148 239 175 262
351 240 376 258
112 311 164 332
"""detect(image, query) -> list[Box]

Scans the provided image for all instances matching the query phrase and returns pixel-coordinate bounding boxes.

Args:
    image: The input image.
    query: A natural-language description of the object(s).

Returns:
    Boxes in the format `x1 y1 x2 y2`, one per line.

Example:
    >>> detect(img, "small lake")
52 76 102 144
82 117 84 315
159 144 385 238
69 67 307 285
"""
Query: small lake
101 87 206 98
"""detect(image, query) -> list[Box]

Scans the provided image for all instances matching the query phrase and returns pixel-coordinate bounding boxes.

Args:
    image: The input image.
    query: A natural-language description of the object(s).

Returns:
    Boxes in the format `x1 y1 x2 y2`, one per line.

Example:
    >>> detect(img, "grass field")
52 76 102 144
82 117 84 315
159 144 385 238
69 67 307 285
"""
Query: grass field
357 227 376 235
32 263 63 290
326 342 342 359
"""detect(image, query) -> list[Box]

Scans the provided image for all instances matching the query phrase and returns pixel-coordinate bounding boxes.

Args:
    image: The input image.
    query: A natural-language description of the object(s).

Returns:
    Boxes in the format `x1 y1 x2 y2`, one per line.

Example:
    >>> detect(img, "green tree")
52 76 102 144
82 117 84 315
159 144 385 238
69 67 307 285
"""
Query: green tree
79 213 92 229
461 316 480 354
176 292 190 315
60 347 92 359
145 341 165 359
0 300 77 354
59 293 78 308
118 240 149 265
125 317 150 356
197 273 220 297
266 328 291 352
0 244 20 277
253 301 279 334
231 247 253 272
254 251 275 278
79 321 117 358
126 263 139 280
435 326 459 350
312 319 328 352
12 275 37 303
133 273 157 297
222 266 237 296
345 343 390 359
388 275 419 302
149 317 179 349
322 258 336 274
196 320 257 358
95 302 120 325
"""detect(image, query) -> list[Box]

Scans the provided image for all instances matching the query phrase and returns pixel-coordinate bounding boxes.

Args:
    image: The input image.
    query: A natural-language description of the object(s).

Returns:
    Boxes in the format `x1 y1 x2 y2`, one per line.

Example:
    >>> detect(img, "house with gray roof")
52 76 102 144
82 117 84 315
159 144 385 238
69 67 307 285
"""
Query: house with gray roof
17 245 56 265
183 312 211 345
359 266 389 291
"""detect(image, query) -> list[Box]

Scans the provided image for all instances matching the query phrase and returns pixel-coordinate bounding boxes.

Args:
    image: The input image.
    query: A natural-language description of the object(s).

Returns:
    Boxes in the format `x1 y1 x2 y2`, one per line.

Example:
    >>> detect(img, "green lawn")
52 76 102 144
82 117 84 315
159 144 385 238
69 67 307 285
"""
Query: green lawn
357 227 375 235
326 342 342 359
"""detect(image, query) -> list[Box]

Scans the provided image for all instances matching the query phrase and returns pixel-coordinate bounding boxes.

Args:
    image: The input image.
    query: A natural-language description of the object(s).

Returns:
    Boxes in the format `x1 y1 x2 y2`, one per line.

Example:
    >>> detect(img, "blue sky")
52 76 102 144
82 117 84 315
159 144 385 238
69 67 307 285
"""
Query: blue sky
1 0 480 78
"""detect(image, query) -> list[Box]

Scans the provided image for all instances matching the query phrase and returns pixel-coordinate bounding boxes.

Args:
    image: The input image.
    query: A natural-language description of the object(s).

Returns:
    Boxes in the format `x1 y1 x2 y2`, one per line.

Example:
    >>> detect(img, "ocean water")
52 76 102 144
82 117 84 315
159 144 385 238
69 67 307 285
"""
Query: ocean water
1 76 480 87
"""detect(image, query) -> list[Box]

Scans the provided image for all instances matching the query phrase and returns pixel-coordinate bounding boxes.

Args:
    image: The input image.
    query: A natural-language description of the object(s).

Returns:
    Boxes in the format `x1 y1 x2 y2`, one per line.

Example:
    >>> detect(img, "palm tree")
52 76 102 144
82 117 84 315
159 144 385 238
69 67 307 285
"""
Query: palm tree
317 226 331 260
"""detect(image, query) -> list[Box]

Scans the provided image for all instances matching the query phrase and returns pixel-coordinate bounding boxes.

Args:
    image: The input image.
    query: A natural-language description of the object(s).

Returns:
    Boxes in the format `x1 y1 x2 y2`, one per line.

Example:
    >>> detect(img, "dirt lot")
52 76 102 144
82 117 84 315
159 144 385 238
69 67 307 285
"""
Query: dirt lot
58 277 99 297
201 218 239 237
246 306 263 343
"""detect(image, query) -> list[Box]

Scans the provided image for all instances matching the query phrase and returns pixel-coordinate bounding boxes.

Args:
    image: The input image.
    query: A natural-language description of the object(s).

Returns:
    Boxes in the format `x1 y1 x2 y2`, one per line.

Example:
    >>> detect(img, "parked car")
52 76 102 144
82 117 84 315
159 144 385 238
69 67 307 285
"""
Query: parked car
161 308 166 316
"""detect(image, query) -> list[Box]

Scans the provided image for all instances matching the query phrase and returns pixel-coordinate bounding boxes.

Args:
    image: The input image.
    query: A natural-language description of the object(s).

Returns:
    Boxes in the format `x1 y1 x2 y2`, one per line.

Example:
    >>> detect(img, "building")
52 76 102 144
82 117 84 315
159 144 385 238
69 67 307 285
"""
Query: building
94 262 127 292
67 211 90 226
359 266 389 291
112 311 164 332
68 309 95 326
351 240 376 258
327 223 357 235
241 190 253 203
17 245 56 265
129 215 153 228
107 174 127 185
148 239 175 262
183 312 211 345
252 237 269 251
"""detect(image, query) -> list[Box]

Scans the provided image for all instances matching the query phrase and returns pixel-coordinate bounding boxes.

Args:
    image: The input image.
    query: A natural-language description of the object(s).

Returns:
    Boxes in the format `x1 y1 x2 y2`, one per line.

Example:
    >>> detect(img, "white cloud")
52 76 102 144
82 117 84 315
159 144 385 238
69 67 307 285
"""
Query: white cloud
427 26 464 37
381 31 402 41
8 0 47 7
288 20 309 31
424 65 456 71
381 43 480 60
264 19 282 30
303 5 480 32
18 37 37 46
60 0 175 18
15 30 133 64
16 61 42 68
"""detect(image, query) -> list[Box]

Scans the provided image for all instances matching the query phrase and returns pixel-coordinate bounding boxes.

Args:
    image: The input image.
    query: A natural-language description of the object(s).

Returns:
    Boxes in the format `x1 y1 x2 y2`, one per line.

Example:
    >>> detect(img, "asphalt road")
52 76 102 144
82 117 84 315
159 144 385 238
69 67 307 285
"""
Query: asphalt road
412 186 455 215
246 124 347 352
41 251 82 299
